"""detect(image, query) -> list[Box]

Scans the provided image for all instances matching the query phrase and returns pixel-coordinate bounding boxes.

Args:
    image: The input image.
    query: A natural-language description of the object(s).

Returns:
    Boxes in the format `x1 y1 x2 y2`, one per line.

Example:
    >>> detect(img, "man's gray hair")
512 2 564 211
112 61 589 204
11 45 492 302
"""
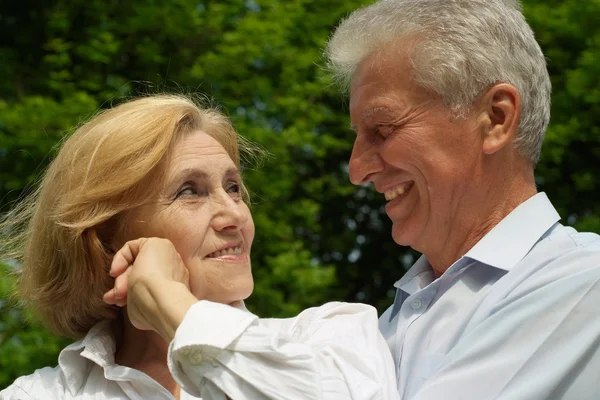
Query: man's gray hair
325 0 551 164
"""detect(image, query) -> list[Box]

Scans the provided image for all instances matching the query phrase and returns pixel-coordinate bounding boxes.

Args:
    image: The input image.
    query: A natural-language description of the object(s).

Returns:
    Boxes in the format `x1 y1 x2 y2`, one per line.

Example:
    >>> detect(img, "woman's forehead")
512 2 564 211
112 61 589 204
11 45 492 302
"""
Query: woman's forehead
166 132 237 178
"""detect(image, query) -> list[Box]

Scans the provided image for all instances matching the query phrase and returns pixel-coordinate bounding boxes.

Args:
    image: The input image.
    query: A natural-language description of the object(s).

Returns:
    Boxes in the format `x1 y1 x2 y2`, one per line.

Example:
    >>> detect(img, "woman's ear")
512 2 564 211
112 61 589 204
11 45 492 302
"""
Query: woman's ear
97 215 123 255
478 83 521 155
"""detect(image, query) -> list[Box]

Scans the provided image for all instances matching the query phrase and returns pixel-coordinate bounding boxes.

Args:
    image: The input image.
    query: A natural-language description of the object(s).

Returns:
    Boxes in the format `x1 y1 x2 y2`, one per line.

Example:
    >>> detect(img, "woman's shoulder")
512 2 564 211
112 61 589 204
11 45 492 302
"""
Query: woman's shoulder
1 366 66 399
0 321 124 400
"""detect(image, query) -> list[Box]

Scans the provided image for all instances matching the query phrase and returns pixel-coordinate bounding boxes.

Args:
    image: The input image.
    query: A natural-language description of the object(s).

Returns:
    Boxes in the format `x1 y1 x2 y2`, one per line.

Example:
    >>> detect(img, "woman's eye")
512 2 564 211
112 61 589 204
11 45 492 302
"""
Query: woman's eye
227 182 242 197
175 185 201 198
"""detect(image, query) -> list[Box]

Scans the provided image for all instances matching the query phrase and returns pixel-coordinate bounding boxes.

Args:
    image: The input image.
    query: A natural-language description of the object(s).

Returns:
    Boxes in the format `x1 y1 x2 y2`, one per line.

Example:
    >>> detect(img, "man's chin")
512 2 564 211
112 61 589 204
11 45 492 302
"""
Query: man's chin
391 222 415 248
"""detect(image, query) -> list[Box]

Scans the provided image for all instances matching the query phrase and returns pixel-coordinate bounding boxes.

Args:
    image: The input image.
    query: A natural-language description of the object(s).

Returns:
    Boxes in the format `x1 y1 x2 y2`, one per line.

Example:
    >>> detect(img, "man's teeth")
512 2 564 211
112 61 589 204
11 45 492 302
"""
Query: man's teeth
384 184 411 201
207 247 242 258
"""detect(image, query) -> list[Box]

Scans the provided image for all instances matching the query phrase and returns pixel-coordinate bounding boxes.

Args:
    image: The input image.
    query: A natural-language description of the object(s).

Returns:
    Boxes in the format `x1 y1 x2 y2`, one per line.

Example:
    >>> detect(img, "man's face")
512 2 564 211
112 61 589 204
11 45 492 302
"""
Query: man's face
349 50 485 254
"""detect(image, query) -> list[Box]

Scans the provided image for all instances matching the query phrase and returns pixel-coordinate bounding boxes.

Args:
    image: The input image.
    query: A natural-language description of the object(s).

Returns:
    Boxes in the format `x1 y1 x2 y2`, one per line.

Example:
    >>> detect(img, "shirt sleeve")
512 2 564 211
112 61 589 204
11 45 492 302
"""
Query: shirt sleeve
411 262 600 400
167 301 400 400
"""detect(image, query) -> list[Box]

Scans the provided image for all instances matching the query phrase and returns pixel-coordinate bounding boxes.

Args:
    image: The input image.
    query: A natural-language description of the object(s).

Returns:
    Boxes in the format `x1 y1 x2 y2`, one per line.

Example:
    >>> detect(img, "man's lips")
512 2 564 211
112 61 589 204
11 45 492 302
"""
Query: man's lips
384 181 414 201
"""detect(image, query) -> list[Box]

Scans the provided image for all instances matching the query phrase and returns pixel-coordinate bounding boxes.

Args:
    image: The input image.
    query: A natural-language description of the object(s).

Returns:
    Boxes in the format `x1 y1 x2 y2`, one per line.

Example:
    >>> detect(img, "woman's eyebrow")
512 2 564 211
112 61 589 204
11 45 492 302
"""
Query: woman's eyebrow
224 167 242 179
170 166 241 185
170 168 209 184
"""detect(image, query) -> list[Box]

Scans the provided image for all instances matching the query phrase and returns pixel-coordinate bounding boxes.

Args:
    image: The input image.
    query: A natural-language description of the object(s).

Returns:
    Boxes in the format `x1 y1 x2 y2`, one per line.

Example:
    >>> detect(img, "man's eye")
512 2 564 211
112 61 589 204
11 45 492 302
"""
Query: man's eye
377 125 395 137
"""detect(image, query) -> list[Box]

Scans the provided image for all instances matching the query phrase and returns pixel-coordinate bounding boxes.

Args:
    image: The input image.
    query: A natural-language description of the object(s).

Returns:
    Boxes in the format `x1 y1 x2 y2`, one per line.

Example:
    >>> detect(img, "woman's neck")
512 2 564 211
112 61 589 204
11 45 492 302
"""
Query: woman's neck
114 310 179 398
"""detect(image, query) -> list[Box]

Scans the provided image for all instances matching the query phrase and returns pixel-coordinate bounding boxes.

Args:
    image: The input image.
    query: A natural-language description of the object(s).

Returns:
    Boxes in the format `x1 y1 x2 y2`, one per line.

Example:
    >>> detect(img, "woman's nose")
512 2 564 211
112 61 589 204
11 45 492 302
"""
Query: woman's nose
210 190 248 232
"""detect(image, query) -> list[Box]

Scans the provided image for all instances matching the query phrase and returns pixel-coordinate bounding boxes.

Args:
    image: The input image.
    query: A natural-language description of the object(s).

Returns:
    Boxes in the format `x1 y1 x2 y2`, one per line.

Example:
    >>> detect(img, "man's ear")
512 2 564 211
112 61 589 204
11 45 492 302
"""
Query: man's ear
478 83 521 155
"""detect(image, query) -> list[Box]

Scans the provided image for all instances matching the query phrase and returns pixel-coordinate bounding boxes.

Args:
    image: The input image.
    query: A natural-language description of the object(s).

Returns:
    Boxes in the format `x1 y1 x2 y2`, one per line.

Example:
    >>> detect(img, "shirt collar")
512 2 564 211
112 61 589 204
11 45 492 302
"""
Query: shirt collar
393 192 560 291
389 193 560 322
58 320 117 396
463 192 560 271
393 255 435 292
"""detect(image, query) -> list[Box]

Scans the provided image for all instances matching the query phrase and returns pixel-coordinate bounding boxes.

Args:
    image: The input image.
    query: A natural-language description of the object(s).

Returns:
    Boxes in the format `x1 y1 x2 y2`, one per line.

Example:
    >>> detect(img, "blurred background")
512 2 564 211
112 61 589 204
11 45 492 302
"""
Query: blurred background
1 0 599 389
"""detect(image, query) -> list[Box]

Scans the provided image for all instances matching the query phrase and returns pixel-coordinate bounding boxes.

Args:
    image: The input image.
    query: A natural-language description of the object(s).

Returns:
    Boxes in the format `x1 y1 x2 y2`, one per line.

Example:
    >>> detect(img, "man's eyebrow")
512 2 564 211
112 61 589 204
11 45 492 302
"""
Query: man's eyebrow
361 106 395 120
351 106 397 131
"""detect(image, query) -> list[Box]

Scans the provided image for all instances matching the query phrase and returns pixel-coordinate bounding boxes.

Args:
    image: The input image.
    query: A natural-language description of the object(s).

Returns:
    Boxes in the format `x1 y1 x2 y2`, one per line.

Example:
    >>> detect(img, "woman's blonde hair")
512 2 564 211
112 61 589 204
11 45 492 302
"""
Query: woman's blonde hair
0 94 256 339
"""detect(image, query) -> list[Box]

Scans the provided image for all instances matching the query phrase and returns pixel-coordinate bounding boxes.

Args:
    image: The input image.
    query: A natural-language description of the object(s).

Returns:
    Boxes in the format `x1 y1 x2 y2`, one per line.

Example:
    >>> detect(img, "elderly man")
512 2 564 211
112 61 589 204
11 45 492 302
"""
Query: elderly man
325 0 600 399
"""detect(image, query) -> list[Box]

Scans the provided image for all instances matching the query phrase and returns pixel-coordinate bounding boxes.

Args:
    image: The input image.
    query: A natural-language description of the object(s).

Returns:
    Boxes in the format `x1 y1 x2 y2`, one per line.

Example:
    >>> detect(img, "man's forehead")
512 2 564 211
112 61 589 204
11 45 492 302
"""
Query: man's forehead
349 61 405 120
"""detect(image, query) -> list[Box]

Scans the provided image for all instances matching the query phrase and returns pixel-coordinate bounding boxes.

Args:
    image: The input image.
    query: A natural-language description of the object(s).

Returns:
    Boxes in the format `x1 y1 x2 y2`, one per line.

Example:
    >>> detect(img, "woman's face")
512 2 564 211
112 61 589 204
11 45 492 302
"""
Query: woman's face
127 130 255 304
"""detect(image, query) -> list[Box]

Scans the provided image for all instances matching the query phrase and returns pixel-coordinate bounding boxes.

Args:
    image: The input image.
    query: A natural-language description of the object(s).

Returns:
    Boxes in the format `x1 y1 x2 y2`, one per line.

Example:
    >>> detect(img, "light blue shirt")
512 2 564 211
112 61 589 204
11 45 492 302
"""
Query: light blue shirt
380 192 600 400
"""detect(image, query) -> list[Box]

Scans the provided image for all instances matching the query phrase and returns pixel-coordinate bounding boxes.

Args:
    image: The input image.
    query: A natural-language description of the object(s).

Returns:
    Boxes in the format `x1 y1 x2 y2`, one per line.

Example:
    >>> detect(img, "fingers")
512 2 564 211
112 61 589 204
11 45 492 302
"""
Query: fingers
104 238 145 306
102 289 115 305
110 238 147 277
103 287 126 306
114 267 131 301
104 237 183 308
103 266 131 307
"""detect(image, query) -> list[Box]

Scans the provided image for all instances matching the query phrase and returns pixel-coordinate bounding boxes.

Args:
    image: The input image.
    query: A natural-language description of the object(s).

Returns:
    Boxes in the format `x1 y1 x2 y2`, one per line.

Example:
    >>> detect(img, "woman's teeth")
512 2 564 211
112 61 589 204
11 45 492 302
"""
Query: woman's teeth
207 246 242 258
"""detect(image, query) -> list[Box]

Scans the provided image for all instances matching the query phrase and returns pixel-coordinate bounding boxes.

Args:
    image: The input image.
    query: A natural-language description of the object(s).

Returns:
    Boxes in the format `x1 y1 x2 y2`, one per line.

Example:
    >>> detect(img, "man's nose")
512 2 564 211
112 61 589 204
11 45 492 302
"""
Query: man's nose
348 134 384 185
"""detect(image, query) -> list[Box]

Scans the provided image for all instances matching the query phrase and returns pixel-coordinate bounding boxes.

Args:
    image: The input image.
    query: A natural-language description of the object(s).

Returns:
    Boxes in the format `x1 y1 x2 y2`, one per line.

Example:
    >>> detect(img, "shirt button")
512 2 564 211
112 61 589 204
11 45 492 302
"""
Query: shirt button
189 352 203 365
410 297 422 310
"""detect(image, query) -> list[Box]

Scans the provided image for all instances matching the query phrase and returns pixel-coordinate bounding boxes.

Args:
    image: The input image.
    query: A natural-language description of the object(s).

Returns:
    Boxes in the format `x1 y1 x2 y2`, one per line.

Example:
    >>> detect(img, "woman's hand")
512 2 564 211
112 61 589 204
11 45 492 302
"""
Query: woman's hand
103 237 198 341
103 237 189 306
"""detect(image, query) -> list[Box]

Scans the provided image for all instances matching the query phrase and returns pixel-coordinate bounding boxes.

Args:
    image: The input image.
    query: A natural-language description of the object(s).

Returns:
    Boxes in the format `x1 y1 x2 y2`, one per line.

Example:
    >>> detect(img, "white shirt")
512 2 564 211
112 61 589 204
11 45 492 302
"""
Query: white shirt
380 192 600 400
1 301 399 400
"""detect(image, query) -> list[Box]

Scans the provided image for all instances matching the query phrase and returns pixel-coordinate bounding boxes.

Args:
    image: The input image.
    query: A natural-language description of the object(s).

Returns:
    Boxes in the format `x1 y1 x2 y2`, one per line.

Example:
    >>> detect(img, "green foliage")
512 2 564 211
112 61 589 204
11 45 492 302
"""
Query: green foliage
0 0 599 390
0 263 70 386
524 0 600 232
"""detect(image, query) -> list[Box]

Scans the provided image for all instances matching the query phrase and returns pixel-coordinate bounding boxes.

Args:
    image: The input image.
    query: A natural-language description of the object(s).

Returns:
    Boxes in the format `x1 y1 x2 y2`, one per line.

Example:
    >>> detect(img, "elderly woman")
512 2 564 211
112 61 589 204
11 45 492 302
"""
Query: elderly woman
0 95 398 400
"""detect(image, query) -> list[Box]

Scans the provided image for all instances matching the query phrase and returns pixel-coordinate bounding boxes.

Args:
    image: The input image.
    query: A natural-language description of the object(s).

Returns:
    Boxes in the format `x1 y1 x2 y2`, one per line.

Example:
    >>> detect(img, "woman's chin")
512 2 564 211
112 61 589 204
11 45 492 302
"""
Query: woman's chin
233 282 254 303
201 280 254 305
228 300 246 309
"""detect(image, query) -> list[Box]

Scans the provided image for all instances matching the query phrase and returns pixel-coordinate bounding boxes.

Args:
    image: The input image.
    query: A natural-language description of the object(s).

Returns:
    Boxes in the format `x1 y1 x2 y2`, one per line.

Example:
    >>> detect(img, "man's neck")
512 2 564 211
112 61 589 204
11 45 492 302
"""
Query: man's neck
426 168 537 277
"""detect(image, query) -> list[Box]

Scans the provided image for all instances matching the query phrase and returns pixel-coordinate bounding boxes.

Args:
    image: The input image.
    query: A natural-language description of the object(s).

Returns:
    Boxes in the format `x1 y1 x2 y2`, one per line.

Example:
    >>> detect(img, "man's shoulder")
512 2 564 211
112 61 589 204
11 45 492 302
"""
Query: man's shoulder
529 224 600 270
546 223 600 248
499 224 600 305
